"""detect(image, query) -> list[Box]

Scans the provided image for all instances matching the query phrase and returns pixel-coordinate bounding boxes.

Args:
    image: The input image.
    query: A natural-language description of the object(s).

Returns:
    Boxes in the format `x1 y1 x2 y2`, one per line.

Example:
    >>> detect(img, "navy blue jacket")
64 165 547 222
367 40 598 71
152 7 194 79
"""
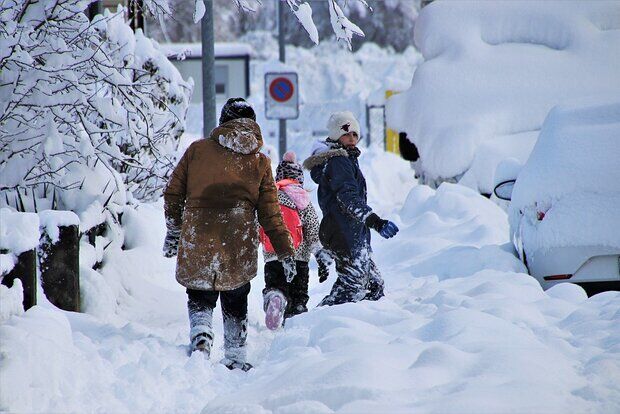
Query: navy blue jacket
305 146 372 255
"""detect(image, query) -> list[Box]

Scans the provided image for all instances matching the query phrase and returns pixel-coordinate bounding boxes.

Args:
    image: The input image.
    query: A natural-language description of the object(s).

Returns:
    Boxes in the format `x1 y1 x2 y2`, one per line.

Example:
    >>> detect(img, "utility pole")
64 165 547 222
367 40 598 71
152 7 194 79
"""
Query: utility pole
278 0 287 159
202 0 216 138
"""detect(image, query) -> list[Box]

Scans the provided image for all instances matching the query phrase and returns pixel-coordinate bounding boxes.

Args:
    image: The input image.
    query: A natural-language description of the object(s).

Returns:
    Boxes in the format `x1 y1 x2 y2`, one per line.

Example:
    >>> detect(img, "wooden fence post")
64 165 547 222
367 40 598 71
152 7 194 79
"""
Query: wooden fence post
39 224 80 312
1 249 37 310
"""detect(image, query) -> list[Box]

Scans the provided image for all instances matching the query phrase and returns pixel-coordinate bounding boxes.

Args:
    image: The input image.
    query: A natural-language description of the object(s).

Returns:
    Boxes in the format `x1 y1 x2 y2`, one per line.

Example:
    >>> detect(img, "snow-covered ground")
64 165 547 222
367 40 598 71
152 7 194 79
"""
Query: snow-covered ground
2 146 619 413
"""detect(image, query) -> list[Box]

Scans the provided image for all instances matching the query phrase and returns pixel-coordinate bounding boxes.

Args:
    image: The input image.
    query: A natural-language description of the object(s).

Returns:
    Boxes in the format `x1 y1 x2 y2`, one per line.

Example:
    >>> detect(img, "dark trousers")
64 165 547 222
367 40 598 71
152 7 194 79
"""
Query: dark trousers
263 260 310 318
318 249 384 307
187 282 250 360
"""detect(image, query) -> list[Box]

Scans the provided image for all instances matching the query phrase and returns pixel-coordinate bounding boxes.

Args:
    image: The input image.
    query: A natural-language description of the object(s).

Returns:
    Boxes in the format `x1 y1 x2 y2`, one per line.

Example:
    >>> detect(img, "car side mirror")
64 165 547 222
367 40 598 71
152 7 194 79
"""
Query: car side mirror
494 180 516 201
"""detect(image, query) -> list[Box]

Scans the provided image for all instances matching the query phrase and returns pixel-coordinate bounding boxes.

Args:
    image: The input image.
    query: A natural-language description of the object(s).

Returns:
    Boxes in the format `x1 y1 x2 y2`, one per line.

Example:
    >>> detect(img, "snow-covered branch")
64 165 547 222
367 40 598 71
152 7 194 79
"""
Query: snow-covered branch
286 0 367 49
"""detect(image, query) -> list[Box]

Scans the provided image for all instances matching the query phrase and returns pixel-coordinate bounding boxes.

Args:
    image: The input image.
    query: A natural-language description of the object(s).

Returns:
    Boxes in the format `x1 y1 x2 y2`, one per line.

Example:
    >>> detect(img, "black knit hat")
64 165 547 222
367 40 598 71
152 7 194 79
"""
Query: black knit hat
276 151 304 184
219 98 256 125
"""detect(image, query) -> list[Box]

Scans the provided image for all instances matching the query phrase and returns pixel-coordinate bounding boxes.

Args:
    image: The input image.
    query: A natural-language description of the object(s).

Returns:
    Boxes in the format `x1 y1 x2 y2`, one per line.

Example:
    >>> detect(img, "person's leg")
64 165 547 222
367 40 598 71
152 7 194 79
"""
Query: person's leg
263 261 288 330
220 282 252 370
287 261 310 317
187 288 218 354
364 255 385 301
262 260 289 310
318 253 368 307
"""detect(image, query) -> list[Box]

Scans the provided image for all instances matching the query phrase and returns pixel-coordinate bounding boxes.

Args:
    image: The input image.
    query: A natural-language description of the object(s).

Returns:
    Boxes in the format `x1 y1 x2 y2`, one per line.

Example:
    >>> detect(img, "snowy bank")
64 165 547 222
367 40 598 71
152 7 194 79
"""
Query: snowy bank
386 0 620 194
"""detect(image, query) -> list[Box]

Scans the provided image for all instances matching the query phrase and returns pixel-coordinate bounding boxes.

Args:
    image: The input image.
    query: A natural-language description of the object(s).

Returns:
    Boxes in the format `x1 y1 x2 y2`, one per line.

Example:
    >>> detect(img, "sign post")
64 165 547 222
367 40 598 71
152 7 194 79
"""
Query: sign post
265 72 299 159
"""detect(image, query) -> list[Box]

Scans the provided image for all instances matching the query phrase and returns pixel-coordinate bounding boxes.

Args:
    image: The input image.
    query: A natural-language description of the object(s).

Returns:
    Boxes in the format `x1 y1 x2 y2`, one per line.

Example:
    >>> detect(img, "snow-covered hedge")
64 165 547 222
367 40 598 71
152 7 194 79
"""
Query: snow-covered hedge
0 1 192 216
386 0 620 194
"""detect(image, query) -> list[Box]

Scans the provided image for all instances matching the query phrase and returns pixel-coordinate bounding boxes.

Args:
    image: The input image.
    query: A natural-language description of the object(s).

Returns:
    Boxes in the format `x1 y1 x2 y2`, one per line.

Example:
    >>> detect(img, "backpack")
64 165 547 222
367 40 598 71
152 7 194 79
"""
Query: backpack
260 204 303 254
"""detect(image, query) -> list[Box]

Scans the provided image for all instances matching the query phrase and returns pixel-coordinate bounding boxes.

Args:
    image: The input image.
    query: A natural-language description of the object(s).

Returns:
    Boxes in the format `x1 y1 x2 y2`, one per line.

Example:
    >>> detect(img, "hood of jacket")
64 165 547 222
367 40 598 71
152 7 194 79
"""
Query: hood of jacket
303 140 348 170
212 118 263 155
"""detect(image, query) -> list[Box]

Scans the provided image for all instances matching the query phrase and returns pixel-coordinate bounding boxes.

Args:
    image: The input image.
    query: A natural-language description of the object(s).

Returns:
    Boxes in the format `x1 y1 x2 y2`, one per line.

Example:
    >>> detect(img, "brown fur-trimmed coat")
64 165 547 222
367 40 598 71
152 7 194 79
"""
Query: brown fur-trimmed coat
164 118 294 291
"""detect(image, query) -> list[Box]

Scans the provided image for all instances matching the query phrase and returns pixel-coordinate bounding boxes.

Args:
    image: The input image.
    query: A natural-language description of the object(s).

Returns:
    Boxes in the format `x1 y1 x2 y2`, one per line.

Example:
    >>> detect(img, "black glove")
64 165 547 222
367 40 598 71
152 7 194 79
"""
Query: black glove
365 213 399 239
163 229 180 258
315 249 333 283
318 261 329 283
281 256 297 282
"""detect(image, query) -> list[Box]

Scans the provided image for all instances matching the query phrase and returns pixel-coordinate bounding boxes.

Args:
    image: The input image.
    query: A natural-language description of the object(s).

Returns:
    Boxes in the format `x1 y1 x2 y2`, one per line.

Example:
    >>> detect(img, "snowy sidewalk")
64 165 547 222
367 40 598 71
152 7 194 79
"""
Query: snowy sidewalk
1 151 619 413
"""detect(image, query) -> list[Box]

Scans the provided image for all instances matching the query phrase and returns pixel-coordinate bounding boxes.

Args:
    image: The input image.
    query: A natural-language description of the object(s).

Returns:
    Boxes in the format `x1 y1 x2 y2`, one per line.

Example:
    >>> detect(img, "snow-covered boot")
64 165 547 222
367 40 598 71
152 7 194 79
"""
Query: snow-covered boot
188 306 214 356
221 357 253 372
189 324 213 355
222 309 251 370
263 289 287 330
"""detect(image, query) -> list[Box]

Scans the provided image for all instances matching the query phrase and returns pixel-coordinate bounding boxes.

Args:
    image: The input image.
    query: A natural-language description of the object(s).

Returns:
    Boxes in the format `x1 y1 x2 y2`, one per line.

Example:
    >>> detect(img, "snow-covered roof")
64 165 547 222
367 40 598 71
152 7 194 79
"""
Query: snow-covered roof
160 42 254 59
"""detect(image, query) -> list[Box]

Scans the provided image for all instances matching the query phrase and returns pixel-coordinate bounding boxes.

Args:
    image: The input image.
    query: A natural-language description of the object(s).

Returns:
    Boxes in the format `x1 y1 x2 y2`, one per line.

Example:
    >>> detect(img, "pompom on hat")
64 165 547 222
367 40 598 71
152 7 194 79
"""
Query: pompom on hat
282 151 297 163
327 111 361 142
276 151 304 184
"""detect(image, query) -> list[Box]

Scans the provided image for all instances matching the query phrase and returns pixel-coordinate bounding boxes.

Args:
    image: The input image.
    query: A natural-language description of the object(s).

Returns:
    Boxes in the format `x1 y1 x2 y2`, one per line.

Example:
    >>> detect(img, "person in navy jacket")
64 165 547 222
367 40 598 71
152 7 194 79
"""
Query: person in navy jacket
303 111 399 306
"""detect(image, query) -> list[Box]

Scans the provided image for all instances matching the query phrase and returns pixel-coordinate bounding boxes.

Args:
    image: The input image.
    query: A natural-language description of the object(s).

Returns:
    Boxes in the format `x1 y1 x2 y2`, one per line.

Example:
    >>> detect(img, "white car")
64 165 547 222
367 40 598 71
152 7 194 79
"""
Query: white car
494 100 620 296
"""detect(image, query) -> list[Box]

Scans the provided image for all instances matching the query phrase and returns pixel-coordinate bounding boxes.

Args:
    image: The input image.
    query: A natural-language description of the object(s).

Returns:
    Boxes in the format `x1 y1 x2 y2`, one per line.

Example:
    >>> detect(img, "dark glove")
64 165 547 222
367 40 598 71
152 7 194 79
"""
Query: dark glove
163 229 180 258
315 249 333 283
282 256 297 283
318 262 329 283
365 213 399 239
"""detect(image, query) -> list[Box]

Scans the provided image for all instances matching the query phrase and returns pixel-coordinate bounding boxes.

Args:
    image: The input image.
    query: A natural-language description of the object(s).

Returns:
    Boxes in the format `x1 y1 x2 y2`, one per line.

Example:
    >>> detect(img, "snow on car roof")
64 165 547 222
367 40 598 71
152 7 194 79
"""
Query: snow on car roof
512 98 620 206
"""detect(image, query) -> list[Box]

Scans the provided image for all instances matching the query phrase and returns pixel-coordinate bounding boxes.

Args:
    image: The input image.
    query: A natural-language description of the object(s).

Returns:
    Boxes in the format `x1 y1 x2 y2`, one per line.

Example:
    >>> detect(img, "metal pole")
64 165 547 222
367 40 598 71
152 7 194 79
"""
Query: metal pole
202 0 216 138
278 0 287 159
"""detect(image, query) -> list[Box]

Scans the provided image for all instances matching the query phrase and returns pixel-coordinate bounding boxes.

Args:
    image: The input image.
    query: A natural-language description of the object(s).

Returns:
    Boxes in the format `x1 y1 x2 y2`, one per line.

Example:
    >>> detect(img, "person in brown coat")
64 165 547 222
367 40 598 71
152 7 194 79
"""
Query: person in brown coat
163 98 295 371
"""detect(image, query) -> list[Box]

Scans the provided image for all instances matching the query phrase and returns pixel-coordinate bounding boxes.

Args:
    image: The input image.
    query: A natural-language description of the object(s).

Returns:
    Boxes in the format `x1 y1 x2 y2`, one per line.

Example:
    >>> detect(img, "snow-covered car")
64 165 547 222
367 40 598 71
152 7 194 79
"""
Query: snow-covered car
494 100 620 295
386 1 620 196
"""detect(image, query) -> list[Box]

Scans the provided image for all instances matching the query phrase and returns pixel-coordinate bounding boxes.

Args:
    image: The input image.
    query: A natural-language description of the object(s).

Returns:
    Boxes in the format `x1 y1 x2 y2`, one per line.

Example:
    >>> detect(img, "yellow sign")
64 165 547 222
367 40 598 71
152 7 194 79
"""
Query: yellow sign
385 90 401 155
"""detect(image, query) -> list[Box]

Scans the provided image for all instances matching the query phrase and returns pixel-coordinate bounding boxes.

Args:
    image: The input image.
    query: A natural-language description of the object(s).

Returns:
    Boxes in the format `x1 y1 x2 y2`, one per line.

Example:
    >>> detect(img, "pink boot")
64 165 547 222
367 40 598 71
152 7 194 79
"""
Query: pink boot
264 290 287 330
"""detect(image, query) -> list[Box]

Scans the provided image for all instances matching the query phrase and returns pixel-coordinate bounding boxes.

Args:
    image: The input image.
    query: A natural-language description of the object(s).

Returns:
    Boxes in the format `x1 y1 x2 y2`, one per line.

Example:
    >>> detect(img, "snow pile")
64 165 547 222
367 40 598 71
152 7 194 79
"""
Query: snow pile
1 146 619 413
386 0 620 194
358 145 418 214
509 99 620 253
0 279 24 323
0 208 39 275
38 210 80 244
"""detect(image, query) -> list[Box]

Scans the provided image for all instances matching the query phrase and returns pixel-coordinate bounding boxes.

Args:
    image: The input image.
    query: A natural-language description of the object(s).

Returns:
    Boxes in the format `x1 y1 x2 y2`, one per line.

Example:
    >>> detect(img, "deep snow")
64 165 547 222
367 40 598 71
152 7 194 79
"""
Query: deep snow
1 146 619 413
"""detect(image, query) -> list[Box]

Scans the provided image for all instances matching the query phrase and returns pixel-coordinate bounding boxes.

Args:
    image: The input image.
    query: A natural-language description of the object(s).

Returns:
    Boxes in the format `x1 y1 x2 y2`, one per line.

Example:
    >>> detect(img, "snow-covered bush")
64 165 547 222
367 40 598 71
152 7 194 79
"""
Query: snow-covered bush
0 0 192 217
386 0 620 195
